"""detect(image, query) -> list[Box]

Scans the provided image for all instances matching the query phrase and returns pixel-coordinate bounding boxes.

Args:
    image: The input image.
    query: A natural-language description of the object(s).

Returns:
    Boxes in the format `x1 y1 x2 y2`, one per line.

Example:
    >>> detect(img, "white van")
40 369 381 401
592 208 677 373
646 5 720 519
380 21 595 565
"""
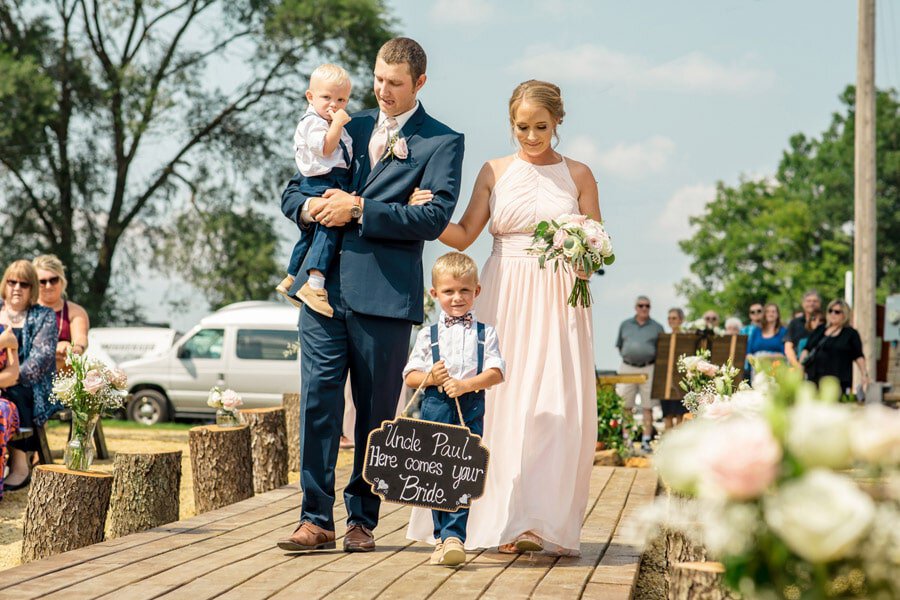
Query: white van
87 326 178 365
119 301 300 424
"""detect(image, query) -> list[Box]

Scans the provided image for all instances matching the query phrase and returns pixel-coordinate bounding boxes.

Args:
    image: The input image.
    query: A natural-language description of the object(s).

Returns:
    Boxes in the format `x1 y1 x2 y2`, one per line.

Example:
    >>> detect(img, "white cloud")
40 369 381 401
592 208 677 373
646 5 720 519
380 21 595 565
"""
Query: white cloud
430 0 495 26
562 135 675 180
655 183 717 241
511 44 775 93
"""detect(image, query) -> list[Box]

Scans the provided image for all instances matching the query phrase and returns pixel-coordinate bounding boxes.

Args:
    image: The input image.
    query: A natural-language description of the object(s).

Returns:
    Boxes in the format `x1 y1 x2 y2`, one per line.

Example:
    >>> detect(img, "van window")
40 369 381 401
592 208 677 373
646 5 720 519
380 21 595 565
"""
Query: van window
180 329 225 359
236 329 298 361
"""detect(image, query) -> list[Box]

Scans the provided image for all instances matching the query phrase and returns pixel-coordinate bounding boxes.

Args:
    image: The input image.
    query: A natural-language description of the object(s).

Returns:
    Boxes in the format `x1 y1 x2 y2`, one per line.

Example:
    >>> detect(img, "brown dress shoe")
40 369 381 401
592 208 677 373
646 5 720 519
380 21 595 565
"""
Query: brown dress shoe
277 522 336 551
343 524 375 552
297 282 335 317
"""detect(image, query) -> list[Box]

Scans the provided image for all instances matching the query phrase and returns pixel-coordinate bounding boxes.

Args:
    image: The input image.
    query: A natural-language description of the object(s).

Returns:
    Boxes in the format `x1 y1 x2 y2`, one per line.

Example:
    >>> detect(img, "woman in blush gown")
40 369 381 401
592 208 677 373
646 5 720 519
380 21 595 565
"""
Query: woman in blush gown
406 80 600 555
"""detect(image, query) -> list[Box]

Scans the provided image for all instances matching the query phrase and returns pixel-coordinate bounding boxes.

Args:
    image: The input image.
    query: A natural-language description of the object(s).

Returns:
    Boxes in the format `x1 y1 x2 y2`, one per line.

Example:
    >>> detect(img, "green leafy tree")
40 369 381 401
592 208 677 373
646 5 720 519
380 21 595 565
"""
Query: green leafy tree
679 86 900 317
0 0 394 322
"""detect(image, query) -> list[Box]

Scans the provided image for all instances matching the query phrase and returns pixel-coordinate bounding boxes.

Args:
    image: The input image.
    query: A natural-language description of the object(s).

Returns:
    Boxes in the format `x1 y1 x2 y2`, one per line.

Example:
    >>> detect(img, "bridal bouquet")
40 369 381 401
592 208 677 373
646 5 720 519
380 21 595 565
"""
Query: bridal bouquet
649 369 900 599
529 214 615 307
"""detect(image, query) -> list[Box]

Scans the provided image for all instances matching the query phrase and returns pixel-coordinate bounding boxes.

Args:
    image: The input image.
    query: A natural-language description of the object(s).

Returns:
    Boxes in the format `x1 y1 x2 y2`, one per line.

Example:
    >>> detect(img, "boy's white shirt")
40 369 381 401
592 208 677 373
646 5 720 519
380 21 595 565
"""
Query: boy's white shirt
403 310 506 382
293 105 354 177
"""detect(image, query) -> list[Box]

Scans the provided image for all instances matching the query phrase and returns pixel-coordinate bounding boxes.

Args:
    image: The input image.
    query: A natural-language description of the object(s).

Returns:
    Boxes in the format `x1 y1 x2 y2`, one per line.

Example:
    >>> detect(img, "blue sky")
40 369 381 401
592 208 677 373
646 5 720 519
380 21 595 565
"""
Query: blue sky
142 0 899 369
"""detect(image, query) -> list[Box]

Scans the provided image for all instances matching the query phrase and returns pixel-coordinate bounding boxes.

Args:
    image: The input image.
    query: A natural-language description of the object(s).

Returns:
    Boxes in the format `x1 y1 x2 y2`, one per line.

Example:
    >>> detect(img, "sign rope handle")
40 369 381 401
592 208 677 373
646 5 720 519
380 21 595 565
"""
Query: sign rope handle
399 366 468 428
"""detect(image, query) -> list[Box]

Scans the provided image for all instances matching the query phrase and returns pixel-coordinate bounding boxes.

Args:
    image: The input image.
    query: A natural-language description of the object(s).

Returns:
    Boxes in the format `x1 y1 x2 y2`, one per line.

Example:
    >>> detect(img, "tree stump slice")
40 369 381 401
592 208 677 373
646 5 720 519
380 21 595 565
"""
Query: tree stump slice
108 451 182 538
669 562 737 600
283 393 300 472
242 407 289 494
21 465 113 563
189 424 253 514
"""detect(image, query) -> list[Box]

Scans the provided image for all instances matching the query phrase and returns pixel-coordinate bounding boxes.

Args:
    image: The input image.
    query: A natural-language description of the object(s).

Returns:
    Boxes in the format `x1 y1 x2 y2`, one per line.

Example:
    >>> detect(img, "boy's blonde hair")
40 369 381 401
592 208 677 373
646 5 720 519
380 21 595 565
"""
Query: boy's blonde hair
432 252 478 285
309 63 351 87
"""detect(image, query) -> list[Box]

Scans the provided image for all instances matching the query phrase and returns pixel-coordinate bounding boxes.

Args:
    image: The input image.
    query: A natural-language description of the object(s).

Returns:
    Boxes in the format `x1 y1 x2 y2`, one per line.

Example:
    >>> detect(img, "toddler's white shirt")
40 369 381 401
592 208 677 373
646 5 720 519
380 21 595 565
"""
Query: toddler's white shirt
403 311 506 382
293 105 353 177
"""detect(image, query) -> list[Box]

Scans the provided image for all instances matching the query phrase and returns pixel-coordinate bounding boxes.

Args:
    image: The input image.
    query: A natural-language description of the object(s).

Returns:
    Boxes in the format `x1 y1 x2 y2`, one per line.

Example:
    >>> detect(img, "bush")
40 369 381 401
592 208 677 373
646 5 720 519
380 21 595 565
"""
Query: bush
597 384 635 458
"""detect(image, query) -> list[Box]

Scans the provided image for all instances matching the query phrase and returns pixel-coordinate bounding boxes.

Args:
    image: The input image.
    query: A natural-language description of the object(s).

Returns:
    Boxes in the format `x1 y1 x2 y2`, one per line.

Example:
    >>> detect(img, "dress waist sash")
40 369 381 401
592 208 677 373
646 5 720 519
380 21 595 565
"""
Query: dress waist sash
491 233 535 258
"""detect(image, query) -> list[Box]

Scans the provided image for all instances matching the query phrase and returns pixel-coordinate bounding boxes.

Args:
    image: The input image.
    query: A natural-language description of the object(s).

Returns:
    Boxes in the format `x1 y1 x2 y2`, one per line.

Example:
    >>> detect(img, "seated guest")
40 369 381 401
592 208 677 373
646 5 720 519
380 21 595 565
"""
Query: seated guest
33 255 90 373
667 308 685 333
0 324 21 500
796 309 823 354
0 260 58 491
740 303 763 336
702 309 720 330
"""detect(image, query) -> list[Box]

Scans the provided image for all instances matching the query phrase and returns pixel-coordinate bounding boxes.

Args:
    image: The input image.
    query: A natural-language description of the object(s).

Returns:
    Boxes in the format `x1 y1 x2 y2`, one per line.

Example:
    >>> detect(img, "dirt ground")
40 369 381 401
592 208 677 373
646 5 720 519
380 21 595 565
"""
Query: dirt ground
0 423 354 571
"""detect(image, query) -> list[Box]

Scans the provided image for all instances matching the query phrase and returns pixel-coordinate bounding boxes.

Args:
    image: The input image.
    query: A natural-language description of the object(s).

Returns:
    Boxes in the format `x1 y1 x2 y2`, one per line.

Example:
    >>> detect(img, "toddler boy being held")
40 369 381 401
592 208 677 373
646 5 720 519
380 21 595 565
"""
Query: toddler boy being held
403 252 505 567
277 63 355 318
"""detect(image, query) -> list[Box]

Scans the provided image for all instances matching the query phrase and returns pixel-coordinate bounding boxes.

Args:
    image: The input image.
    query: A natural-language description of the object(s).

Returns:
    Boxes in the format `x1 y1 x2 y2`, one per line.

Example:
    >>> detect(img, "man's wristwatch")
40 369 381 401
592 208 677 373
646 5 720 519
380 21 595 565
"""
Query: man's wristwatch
349 198 363 219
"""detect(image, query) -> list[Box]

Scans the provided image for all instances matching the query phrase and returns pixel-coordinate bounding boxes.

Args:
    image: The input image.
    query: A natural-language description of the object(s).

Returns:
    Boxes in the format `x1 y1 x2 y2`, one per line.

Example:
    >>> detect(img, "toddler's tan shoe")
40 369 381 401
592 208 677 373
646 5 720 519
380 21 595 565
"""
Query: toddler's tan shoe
440 537 466 566
276 275 302 308
298 282 334 317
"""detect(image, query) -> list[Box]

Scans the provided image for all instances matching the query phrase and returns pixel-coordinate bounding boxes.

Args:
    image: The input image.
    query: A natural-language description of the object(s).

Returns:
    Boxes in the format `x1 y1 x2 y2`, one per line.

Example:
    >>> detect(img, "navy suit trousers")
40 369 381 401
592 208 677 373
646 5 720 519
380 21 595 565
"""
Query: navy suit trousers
298 297 411 531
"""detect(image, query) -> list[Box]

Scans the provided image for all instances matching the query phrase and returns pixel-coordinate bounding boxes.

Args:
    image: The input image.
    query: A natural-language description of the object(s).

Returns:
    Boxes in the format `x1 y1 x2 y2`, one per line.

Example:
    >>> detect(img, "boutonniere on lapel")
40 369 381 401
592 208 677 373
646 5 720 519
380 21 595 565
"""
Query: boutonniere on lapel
381 133 409 162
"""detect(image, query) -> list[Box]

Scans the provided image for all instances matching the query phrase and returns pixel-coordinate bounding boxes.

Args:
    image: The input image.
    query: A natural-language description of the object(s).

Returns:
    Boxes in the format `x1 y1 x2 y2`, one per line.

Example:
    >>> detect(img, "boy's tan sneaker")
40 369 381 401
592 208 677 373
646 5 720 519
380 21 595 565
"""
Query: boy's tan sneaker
298 282 334 318
440 537 466 566
429 541 444 565
276 275 302 308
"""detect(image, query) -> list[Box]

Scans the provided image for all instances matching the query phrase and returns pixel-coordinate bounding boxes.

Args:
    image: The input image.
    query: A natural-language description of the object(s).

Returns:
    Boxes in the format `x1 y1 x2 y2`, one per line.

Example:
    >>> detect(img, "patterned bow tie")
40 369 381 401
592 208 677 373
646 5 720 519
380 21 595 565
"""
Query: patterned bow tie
443 313 474 328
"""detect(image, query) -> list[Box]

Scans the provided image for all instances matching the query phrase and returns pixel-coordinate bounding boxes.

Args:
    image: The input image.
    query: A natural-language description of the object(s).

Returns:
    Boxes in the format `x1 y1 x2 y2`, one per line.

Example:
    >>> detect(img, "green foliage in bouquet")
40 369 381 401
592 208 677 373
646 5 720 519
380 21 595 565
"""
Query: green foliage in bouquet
597 384 634 458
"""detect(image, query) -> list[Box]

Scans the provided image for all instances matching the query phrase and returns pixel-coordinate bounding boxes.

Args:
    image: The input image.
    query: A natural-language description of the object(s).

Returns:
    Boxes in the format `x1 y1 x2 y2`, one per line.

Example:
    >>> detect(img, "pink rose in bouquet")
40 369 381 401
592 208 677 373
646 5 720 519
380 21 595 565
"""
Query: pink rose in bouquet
221 389 243 411
706 416 781 500
696 360 719 377
108 368 128 390
82 369 105 395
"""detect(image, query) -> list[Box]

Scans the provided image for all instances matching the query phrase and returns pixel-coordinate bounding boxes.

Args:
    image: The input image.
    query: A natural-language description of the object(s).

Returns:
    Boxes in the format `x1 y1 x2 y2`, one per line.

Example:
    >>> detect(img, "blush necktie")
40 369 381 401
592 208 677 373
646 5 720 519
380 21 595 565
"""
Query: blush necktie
369 116 397 168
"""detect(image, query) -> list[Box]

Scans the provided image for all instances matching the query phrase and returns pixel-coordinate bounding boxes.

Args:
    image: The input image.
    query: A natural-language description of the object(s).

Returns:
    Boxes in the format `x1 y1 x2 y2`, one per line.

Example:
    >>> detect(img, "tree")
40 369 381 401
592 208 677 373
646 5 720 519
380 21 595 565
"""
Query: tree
678 86 900 317
0 0 394 322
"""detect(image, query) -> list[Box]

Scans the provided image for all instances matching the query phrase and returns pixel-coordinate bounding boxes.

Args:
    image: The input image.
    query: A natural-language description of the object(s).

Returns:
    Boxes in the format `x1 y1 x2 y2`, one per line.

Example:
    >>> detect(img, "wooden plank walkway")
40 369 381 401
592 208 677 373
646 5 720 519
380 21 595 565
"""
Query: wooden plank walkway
0 466 657 599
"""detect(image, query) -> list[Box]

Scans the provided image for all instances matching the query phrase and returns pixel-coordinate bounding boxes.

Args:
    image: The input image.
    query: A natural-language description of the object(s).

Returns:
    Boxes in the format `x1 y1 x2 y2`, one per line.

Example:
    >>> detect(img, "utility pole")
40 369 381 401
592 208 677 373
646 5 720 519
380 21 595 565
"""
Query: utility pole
854 0 877 388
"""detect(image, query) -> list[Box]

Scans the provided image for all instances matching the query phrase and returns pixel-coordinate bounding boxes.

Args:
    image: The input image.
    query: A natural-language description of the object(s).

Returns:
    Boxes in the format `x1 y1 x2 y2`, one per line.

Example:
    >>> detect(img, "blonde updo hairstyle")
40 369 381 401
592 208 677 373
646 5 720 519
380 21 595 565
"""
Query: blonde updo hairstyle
32 254 68 297
508 80 566 146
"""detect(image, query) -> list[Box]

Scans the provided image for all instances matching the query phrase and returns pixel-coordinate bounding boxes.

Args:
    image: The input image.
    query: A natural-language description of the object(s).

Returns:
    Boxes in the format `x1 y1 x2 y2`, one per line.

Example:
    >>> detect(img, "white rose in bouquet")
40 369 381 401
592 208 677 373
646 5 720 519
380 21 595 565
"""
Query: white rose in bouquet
681 355 702 372
786 400 854 469
561 236 584 258
850 404 900 465
654 421 714 495
52 376 77 403
207 388 223 408
764 469 875 563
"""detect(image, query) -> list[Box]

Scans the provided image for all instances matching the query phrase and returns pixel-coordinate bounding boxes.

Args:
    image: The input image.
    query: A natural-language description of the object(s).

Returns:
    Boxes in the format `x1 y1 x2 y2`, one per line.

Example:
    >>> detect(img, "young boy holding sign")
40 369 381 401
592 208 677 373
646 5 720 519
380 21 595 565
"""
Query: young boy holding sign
403 252 506 566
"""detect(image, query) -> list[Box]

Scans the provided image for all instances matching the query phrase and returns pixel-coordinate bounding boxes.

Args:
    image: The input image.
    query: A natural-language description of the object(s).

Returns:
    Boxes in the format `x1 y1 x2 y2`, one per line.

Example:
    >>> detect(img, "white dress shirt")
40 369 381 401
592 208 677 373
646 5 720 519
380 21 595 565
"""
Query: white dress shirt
403 311 506 382
299 101 421 224
293 106 353 177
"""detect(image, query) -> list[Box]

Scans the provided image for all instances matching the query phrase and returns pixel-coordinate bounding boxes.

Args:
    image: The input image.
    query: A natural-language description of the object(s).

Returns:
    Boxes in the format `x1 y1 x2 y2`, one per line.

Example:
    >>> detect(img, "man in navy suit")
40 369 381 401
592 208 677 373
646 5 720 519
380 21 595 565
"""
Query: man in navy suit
277 38 464 553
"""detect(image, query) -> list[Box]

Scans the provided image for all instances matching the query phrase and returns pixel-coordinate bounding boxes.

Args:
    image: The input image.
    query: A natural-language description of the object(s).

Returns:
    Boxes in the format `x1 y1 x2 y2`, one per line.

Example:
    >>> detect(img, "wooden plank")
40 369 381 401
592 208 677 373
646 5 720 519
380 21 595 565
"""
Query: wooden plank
0 485 300 591
36 493 308 599
531 468 636 599
582 581 634 600
589 469 658 591
427 550 519 600
267 506 418 600
155 501 406 600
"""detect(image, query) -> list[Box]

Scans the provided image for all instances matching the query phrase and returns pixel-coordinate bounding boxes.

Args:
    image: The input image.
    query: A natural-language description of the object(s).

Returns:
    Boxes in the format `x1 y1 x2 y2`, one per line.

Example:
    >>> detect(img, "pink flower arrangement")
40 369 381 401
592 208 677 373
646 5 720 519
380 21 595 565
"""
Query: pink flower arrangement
82 369 105 395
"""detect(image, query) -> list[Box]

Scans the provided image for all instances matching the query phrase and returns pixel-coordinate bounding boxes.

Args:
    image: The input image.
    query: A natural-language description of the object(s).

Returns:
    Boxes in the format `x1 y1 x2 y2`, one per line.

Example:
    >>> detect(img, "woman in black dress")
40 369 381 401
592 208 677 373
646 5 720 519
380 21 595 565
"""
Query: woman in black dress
800 299 871 395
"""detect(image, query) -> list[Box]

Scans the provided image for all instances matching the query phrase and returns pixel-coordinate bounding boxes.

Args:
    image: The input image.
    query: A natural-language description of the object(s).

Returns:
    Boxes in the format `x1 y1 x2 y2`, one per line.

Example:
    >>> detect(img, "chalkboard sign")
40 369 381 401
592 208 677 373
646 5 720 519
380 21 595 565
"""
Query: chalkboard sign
363 417 490 513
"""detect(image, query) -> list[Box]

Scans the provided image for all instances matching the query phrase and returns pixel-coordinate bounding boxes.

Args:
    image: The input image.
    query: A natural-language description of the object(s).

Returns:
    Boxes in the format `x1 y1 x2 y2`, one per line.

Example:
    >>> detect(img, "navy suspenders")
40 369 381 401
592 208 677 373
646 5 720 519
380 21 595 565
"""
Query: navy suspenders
429 322 485 376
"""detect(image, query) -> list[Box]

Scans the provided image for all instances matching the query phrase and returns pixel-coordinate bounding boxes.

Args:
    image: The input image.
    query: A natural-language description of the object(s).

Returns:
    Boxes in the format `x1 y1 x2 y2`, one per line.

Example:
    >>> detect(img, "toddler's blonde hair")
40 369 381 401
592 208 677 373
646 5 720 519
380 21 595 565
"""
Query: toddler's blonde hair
309 63 351 87
432 252 479 285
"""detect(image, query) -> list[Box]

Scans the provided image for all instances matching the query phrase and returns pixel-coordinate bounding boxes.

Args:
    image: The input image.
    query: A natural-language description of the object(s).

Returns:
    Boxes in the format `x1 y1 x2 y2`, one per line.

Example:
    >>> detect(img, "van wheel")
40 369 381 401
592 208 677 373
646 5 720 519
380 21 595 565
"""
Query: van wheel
127 390 170 426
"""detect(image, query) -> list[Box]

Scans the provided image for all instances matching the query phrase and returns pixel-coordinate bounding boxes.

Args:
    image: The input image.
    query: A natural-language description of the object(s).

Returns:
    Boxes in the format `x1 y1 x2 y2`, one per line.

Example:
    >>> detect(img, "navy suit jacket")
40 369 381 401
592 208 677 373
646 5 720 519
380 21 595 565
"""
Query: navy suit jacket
281 104 464 322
